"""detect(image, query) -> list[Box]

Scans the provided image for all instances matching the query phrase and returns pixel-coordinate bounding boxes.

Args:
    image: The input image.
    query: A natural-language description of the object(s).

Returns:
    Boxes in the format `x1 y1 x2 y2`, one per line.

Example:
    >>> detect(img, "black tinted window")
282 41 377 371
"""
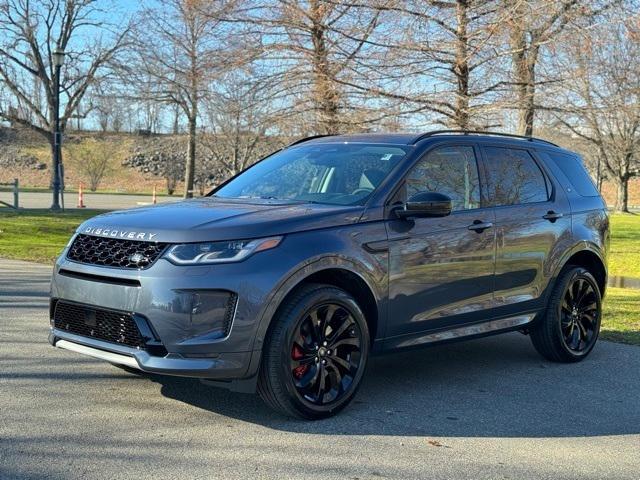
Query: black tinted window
406 146 481 211
541 151 599 197
483 147 548 206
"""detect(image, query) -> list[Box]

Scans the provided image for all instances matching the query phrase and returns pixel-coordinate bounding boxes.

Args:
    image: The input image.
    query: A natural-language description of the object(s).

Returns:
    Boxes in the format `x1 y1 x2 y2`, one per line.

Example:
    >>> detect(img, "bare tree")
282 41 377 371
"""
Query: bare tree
127 0 241 198
0 0 130 183
550 17 639 212
95 104 110 132
504 0 617 136
331 1 511 130
89 88 125 133
66 137 116 191
198 71 286 186
245 0 383 134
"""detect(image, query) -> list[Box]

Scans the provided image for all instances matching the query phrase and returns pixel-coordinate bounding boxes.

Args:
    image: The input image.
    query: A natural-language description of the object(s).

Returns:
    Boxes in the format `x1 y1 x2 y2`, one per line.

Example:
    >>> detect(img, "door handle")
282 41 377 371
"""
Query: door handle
542 211 564 222
468 220 493 232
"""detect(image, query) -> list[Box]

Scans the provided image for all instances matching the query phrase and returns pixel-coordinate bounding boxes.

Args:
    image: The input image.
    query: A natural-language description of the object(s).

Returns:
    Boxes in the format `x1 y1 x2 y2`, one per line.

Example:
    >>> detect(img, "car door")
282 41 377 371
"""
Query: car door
385 144 497 341
479 145 572 313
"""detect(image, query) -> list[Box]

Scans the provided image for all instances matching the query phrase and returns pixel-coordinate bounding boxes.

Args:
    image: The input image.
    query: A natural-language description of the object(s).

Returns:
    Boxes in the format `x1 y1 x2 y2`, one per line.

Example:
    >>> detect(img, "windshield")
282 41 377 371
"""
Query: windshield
214 143 410 205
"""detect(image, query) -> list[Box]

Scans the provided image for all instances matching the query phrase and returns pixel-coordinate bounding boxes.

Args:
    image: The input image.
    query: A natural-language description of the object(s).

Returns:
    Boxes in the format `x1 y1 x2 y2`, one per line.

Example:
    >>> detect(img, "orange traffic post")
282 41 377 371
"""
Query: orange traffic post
77 183 86 208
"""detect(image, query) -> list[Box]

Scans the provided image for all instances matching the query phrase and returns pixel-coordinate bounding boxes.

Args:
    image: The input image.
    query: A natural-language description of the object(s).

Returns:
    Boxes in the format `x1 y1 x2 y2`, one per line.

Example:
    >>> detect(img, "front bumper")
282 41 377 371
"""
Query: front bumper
49 246 297 381
48 328 258 381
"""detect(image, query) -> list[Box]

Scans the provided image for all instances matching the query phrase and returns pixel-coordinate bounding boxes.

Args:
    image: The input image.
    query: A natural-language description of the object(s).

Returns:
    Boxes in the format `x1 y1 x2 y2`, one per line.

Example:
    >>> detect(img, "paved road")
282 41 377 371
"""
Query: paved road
3 190 640 214
1 259 639 480
0 190 176 210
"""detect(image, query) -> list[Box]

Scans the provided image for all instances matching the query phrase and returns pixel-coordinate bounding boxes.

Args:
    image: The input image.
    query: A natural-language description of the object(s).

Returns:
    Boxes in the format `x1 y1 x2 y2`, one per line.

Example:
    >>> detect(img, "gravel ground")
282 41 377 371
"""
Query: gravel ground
1 258 639 480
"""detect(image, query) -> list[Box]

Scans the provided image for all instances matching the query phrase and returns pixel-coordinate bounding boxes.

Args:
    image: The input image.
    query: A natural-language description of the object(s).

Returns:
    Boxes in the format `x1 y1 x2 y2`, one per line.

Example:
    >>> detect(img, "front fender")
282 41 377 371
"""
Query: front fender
250 253 387 354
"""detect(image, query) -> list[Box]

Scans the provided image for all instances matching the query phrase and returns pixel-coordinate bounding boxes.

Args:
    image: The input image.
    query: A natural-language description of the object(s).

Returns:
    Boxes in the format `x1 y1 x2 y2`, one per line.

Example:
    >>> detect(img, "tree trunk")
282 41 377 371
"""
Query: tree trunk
184 115 196 199
519 61 536 137
509 4 537 137
310 0 340 134
614 177 629 213
454 0 470 130
173 105 180 135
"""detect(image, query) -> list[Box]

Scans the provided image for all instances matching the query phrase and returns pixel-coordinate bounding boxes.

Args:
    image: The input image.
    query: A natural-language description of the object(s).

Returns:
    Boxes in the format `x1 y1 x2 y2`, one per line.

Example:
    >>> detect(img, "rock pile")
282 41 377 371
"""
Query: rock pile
123 143 185 194
122 149 185 177
0 147 47 170
123 138 228 194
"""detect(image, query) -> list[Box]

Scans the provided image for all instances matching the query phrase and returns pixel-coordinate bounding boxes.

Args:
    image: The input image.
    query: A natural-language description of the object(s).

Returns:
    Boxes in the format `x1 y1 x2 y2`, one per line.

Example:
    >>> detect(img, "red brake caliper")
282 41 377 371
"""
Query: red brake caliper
292 344 309 379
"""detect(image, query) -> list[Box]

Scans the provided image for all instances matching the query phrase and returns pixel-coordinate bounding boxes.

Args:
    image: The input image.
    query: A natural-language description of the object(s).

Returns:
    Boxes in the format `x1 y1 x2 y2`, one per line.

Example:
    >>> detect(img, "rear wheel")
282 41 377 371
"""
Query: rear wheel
530 266 602 362
258 284 370 419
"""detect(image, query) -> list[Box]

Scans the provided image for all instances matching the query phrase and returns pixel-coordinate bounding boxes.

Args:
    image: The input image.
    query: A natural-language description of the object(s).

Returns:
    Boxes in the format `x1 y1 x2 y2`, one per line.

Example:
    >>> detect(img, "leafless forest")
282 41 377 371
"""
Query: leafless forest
0 0 639 210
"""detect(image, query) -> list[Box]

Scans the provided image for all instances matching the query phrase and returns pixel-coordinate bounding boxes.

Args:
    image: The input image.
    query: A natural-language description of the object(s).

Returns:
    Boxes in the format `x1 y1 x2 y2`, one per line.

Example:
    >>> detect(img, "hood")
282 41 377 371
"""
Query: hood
76 197 365 243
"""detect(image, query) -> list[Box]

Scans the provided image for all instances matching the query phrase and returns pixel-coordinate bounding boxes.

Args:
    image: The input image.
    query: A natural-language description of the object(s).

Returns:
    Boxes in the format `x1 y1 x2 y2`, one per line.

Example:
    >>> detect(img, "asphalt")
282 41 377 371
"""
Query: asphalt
0 191 175 210
1 258 639 480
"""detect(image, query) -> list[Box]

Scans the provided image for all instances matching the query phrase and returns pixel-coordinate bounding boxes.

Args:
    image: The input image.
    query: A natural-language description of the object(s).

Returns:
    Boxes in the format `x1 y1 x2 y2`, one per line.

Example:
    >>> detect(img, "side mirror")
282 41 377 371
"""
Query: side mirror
395 192 452 219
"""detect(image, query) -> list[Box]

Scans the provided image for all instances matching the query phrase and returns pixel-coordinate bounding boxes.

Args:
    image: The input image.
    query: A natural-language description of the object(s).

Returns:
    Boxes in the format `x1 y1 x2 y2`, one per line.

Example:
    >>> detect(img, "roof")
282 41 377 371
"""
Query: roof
290 130 559 147
291 133 419 146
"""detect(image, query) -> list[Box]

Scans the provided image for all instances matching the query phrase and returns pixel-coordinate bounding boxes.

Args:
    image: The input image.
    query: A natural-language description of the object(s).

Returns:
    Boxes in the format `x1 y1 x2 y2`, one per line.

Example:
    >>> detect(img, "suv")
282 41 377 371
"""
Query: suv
49 131 609 419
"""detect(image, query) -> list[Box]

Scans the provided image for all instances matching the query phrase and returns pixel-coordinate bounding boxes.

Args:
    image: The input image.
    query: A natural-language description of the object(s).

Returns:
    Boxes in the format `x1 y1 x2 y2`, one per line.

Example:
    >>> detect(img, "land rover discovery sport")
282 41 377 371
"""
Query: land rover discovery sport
49 131 609 419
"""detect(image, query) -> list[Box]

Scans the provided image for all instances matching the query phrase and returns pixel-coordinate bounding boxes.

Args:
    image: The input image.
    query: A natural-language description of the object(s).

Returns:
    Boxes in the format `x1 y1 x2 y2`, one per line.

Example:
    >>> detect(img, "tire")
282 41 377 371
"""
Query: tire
530 266 602 363
258 283 370 419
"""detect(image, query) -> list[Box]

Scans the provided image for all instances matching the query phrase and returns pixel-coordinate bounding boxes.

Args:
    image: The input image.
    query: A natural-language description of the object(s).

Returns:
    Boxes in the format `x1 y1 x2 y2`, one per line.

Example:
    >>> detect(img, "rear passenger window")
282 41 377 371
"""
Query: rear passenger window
540 151 599 197
406 146 481 211
483 147 549 206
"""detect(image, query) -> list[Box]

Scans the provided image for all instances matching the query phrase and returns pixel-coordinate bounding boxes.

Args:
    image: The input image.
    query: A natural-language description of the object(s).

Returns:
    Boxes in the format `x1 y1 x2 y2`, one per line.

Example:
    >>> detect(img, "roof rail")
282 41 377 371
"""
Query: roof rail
287 134 337 147
410 130 559 147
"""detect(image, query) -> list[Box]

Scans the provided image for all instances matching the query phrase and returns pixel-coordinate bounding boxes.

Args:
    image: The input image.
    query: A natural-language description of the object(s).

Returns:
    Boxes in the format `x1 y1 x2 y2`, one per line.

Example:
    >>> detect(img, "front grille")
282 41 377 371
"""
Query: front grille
53 301 146 349
67 234 168 269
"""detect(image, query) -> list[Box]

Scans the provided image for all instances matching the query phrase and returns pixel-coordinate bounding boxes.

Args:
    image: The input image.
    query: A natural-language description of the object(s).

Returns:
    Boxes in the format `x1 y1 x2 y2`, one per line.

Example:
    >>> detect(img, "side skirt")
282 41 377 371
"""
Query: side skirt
382 312 537 352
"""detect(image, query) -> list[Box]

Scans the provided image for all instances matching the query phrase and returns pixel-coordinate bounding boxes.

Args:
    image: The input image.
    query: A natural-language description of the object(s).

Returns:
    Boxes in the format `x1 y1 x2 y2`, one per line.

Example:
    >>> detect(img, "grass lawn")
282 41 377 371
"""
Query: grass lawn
609 213 640 279
601 287 640 345
0 208 639 345
0 208 103 263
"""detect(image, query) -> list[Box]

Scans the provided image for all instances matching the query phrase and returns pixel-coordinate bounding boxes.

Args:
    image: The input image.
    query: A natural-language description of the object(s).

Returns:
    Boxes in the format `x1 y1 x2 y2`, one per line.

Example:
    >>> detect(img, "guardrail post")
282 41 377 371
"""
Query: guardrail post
13 178 19 209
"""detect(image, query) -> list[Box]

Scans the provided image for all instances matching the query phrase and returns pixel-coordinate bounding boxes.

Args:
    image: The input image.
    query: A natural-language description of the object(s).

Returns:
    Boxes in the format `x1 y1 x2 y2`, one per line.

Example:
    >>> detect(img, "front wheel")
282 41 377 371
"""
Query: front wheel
530 267 602 362
258 284 370 419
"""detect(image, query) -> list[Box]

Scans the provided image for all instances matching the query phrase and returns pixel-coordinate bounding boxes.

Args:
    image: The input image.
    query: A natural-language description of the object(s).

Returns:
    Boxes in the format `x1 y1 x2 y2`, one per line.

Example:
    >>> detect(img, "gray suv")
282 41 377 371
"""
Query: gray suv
49 131 609 419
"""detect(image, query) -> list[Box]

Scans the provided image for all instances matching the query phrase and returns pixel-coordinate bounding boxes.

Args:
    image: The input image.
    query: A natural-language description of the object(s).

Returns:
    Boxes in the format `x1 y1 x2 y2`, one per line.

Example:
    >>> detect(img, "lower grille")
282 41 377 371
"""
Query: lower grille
53 301 146 349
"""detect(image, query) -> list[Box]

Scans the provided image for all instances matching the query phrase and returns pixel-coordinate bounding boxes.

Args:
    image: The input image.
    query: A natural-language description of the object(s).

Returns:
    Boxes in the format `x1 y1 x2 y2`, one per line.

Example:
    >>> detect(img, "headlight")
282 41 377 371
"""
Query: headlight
164 236 282 265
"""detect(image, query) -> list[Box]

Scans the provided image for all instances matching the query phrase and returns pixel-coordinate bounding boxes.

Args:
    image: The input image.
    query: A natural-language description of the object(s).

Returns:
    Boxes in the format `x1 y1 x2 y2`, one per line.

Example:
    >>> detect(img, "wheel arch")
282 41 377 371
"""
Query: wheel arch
251 257 384 356
292 268 378 343
553 243 607 298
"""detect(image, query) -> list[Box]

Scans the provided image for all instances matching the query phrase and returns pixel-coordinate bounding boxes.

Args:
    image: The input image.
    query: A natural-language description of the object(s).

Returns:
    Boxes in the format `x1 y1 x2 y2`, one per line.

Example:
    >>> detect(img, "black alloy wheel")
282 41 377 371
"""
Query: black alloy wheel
530 266 602 363
258 284 370 419
559 277 599 353
289 303 363 405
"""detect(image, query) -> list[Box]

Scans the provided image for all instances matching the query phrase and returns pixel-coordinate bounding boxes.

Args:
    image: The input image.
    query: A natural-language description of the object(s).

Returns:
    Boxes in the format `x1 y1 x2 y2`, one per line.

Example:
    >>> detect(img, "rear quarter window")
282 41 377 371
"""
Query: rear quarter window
540 151 600 197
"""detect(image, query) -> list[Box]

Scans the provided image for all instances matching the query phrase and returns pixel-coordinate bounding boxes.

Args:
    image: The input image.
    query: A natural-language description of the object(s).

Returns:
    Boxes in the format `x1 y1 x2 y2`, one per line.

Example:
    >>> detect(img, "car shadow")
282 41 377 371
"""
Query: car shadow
150 332 640 438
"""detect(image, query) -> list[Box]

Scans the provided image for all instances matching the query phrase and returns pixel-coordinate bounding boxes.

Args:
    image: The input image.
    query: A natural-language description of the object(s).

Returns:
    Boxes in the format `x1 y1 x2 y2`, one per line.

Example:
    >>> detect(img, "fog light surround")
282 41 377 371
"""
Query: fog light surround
176 289 238 340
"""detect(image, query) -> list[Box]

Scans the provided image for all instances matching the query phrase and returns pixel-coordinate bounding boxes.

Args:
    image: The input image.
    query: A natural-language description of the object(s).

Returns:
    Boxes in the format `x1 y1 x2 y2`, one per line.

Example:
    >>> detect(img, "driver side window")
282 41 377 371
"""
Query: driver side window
406 146 481 211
